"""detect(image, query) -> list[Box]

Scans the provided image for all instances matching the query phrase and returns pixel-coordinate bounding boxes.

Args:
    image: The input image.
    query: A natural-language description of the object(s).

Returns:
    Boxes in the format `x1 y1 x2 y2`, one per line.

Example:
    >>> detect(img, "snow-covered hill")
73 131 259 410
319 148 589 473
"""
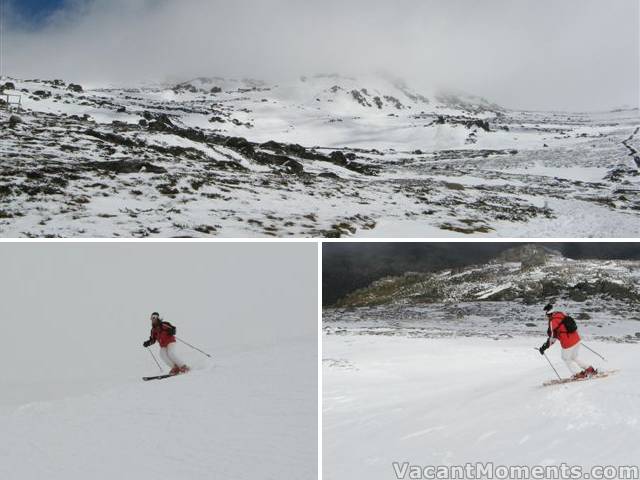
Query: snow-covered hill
1 75 639 237
334 245 640 307
323 249 640 478
0 340 317 480
323 335 640 480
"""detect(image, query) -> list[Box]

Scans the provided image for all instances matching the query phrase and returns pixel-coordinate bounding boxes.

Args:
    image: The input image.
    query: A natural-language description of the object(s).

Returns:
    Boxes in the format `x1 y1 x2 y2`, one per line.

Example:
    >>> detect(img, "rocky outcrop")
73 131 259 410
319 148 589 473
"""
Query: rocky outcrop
333 248 640 307
8 115 22 128
87 160 167 174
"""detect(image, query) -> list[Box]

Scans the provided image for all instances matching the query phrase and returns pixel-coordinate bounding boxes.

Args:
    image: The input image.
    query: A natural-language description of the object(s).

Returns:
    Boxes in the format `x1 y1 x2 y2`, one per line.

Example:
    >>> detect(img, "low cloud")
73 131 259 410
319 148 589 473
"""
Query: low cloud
2 0 638 110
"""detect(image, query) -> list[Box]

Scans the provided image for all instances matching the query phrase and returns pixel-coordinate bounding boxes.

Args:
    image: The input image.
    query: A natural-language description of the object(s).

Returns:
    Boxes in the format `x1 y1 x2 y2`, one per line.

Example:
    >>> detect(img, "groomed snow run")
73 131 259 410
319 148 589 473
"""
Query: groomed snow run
323 335 640 480
0 340 317 480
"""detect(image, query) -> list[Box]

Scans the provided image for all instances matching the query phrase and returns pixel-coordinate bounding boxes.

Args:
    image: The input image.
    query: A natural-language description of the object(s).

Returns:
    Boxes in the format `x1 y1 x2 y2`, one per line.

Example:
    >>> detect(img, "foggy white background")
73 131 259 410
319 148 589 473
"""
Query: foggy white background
2 0 638 111
0 242 317 404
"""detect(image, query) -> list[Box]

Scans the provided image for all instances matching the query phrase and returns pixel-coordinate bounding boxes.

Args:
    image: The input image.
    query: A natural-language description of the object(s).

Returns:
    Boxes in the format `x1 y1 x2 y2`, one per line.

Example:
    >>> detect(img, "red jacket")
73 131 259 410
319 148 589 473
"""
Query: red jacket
148 322 176 348
548 312 580 349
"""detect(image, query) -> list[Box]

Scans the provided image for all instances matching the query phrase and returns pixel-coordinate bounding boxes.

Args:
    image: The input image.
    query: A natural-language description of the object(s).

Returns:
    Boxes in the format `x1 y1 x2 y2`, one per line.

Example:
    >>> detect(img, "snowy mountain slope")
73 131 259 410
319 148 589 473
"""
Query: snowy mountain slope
335 245 640 307
1 75 639 237
323 248 640 478
0 339 317 480
323 335 640 480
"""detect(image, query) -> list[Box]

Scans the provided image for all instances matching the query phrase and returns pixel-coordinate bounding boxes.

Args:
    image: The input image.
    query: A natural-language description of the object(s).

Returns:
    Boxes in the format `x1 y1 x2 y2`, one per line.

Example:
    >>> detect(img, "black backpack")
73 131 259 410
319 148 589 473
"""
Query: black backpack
562 315 577 333
162 321 177 336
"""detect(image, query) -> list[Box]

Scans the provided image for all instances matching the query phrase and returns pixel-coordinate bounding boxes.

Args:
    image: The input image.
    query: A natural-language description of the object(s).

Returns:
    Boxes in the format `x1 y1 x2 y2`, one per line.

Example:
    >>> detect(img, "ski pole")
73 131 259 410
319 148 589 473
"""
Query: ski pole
534 348 561 380
581 343 607 362
176 337 213 358
147 347 163 372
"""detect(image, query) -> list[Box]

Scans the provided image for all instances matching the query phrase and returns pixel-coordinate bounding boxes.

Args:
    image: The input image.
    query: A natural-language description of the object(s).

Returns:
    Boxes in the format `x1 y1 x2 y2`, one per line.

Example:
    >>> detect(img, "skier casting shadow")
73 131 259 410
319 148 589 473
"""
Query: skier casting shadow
538 304 597 379
143 312 190 375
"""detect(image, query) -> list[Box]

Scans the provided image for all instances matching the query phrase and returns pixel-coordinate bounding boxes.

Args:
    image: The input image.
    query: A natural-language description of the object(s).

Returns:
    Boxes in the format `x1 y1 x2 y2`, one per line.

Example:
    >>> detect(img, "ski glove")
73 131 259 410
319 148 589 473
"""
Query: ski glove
143 340 152 348
539 339 550 355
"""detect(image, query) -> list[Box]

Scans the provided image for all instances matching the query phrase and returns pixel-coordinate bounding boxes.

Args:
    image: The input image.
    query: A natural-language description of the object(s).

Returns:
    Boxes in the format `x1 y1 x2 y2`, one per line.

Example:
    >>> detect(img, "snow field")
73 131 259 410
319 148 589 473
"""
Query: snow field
0 339 318 480
323 335 640 480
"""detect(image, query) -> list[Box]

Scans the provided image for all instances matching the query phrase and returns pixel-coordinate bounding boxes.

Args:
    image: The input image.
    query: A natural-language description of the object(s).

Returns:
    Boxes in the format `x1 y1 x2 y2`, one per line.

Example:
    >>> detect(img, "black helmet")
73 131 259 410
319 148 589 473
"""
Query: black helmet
543 304 553 313
151 312 160 319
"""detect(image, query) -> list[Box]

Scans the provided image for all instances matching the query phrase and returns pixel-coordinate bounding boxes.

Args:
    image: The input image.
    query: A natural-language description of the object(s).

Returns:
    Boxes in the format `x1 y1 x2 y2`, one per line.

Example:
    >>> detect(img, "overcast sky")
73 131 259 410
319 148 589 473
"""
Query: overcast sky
0 242 317 401
1 0 638 110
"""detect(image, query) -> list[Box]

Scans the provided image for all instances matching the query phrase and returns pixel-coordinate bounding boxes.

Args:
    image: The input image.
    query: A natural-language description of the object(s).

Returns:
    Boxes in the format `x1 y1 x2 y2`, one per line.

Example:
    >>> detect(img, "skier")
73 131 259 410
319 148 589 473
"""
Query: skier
143 312 189 375
539 304 596 379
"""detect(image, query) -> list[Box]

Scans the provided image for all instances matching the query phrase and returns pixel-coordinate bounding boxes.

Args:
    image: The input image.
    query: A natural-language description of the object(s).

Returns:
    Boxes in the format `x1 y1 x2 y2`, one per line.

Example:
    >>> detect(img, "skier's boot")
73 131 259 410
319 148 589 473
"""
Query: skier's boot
179 365 190 374
169 366 181 376
584 366 597 377
573 370 587 379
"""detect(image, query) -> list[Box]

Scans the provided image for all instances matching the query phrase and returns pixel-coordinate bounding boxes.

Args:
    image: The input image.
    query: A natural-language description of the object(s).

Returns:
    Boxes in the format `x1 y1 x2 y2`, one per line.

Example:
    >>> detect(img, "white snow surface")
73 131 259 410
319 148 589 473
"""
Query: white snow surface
0 242 318 479
0 339 317 480
1 74 639 237
323 334 640 480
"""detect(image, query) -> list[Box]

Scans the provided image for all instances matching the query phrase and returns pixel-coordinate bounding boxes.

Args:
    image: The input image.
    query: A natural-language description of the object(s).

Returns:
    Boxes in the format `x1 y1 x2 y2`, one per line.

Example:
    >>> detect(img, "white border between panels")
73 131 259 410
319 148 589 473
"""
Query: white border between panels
317 240 323 480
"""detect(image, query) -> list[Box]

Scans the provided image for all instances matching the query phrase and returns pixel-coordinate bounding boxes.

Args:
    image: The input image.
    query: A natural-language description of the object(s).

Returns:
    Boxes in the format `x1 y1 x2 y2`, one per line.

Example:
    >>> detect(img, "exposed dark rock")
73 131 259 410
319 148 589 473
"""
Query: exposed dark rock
157 183 180 195
173 83 198 93
67 83 83 93
569 280 640 302
253 151 304 174
319 172 340 180
443 182 465 191
384 95 403 109
87 160 167 174
329 151 348 166
194 224 217 234
84 129 139 148
146 112 176 132
224 136 255 155
350 90 371 107
260 140 284 152
33 90 52 99
465 119 491 132
8 115 23 128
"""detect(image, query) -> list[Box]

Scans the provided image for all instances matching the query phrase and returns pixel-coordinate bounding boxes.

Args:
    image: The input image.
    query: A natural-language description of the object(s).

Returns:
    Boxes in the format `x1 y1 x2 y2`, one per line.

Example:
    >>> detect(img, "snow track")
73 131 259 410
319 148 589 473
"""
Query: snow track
0 341 317 480
323 335 640 480
621 125 640 168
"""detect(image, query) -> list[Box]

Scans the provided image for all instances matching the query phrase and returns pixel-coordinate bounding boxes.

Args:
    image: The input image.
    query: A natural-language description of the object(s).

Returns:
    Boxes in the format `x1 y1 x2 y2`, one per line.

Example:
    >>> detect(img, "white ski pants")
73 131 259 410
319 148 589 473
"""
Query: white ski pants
159 343 185 369
561 342 590 374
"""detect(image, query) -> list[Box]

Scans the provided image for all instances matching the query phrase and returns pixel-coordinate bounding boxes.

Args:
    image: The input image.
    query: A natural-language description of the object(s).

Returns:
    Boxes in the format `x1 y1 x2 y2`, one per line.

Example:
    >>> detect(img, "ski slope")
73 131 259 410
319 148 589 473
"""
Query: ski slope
323 335 640 480
0 339 317 480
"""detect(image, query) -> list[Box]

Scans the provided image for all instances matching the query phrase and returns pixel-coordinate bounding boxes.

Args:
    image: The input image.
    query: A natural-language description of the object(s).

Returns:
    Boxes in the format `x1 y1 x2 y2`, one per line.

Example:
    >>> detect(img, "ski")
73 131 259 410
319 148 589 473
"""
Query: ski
142 374 176 381
542 370 619 387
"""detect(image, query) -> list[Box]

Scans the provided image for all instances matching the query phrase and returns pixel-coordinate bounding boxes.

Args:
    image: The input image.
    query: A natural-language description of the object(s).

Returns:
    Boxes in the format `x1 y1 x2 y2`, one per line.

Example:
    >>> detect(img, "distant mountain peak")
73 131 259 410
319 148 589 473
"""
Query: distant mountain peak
494 244 561 267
